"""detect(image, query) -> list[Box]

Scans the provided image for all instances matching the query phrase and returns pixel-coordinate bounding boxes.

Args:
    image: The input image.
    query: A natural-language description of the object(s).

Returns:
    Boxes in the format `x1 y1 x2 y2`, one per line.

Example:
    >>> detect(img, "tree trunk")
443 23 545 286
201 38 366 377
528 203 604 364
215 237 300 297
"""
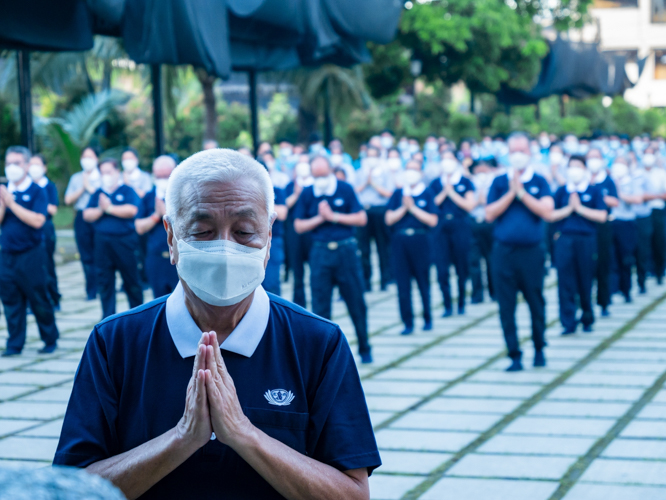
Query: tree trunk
196 69 218 142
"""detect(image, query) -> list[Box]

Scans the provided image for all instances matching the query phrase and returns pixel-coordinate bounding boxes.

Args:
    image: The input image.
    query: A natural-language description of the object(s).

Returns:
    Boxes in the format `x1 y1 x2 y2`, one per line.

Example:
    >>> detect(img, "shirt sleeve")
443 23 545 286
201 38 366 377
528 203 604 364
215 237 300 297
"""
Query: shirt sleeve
307 329 381 474
605 178 618 198
487 177 501 204
386 189 401 210
463 177 476 193
32 186 49 216
292 187 312 221
429 178 442 196
125 187 142 209
554 187 565 209
285 182 294 198
54 327 119 467
274 187 286 206
593 187 607 210
424 188 437 214
47 182 59 206
141 172 153 194
65 174 81 198
345 183 363 214
87 190 101 209
538 177 552 199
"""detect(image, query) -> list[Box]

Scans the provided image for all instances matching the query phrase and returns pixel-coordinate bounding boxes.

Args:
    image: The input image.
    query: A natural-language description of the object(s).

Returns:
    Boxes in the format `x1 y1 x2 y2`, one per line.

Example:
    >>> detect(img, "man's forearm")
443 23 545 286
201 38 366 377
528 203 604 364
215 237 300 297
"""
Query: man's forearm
485 191 515 222
294 215 324 234
336 211 367 227
9 203 46 229
522 194 553 220
86 427 199 500
233 426 368 500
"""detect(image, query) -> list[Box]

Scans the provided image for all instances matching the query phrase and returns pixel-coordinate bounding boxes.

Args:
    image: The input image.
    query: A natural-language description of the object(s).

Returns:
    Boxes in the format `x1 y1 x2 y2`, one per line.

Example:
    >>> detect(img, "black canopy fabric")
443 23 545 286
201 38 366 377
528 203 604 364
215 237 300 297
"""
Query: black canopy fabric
0 0 403 76
496 37 639 106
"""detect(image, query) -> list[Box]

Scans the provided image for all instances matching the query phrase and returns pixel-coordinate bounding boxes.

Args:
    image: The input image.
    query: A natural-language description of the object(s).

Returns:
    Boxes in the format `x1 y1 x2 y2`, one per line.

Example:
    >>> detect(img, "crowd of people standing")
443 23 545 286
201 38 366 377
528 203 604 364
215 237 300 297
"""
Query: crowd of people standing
1 129 664 370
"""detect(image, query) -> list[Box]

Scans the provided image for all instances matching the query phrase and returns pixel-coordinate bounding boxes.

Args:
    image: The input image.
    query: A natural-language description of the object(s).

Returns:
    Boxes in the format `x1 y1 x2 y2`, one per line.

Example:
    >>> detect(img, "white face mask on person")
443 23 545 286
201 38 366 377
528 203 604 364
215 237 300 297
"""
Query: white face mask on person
313 174 335 194
402 169 422 187
81 158 98 172
643 154 657 168
28 164 46 182
441 159 458 175
122 159 139 172
386 158 402 171
101 174 118 191
295 162 311 179
154 178 169 199
567 166 586 185
587 158 605 173
176 237 268 307
5 164 25 184
509 152 531 170
611 162 629 180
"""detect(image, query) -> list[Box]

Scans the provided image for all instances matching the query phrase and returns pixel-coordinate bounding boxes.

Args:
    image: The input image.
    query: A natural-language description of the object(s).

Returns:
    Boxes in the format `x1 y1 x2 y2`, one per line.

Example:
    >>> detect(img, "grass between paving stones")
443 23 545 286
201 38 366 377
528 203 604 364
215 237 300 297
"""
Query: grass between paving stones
548 367 666 499
400 289 666 500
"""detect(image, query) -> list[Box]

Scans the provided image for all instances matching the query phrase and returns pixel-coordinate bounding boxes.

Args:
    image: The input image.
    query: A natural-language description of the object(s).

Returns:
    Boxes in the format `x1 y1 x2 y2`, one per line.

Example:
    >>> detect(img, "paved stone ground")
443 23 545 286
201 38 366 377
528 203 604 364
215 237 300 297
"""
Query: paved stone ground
0 256 665 500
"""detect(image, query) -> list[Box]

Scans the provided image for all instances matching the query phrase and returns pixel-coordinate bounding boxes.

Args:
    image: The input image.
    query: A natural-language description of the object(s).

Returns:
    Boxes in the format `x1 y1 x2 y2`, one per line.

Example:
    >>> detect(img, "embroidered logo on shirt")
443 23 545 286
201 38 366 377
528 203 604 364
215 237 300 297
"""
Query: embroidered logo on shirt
582 194 592 202
116 194 124 202
264 389 295 406
333 198 344 207
529 186 539 195
22 194 30 202
455 185 465 192
417 200 426 207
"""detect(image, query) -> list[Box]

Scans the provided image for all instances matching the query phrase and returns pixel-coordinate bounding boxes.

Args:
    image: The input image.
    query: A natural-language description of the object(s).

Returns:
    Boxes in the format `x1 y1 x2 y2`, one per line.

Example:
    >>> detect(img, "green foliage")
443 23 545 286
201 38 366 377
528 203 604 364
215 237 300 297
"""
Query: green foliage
446 112 480 142
364 42 411 99
0 98 20 158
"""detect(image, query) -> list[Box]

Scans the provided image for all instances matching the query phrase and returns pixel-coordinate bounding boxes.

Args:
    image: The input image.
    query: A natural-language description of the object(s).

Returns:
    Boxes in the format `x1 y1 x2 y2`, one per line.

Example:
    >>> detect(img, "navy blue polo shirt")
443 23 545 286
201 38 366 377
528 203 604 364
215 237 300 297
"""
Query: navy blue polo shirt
487 172 552 246
595 175 618 200
54 287 380 499
41 180 59 221
293 180 363 242
273 187 286 239
87 185 141 236
139 187 168 255
429 176 475 220
554 185 607 235
1 181 48 253
387 187 437 232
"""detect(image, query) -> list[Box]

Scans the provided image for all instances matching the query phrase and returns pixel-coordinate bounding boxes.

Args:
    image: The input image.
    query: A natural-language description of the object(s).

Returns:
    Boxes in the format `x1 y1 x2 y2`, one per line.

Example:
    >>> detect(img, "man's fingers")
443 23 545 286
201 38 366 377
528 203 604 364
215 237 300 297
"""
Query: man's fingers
208 332 227 375
191 344 205 380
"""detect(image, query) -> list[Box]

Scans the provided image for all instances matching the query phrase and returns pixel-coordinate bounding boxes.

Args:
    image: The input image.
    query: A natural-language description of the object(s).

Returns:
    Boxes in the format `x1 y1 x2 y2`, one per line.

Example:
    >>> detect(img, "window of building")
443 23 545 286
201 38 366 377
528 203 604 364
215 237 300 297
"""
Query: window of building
655 50 666 79
653 0 666 22
592 0 638 7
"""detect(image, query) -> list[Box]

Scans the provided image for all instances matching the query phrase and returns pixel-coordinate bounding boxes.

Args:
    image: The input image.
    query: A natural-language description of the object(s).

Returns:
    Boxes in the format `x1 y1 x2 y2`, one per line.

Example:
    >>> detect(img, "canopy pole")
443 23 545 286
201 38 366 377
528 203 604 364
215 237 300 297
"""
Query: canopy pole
16 50 34 152
323 79 333 146
151 64 165 157
248 70 259 156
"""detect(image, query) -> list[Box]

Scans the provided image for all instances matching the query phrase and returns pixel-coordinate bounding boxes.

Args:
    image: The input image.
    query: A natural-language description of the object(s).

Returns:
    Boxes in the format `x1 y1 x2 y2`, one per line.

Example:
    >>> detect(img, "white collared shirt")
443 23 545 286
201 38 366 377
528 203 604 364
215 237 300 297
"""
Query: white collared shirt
36 177 49 188
440 170 463 187
402 182 426 197
165 282 270 358
566 180 590 194
507 165 535 183
591 171 607 185
8 176 32 194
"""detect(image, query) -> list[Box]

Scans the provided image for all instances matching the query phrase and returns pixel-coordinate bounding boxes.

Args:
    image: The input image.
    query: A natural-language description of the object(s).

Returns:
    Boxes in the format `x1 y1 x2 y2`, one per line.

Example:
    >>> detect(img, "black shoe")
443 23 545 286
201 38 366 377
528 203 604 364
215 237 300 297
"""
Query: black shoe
639 285 647 295
471 296 483 305
533 350 546 367
360 351 373 364
1 349 21 357
658 276 664 286
506 359 523 372
86 294 97 301
457 306 466 315
601 307 610 317
561 329 576 336
38 344 57 354
53 304 61 312
400 327 414 336
624 294 633 303
423 321 433 331
442 309 453 318
583 324 593 333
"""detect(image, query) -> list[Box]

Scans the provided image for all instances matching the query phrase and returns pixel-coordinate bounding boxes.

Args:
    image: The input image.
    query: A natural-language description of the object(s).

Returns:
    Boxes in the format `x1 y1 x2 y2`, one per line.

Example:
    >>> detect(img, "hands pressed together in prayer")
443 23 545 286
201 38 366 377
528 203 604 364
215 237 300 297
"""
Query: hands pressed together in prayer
176 331 253 451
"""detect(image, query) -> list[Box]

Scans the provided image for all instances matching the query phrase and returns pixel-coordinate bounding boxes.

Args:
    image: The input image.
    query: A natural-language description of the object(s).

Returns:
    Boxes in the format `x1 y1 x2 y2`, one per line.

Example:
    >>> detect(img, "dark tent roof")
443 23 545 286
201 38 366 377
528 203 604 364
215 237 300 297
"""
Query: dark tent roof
496 37 640 106
0 0 403 76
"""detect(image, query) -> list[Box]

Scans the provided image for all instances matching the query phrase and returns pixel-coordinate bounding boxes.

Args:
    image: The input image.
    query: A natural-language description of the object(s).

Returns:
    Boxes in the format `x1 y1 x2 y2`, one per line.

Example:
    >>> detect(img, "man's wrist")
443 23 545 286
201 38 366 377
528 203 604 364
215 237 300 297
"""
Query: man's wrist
333 212 341 224
151 213 161 223
516 189 526 201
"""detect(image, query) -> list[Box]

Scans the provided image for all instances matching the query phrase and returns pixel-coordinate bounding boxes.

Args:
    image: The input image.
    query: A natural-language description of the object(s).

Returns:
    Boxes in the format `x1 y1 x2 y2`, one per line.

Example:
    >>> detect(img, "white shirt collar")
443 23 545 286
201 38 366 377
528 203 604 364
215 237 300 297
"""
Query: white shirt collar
592 170 607 185
8 176 32 193
313 175 337 197
166 281 270 358
36 177 49 188
403 182 426 197
566 180 590 194
441 170 462 186
102 180 124 196
507 165 534 183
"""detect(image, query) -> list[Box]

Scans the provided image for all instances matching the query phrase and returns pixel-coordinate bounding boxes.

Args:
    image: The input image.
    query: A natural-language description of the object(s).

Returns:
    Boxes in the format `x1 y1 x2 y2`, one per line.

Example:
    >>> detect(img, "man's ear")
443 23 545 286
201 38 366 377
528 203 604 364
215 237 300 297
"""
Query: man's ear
165 218 177 265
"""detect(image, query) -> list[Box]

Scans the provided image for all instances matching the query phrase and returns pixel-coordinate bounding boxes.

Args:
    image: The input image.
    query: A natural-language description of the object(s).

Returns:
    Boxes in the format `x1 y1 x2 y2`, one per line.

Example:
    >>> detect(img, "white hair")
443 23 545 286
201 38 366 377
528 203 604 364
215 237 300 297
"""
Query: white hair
165 148 275 233
507 132 530 148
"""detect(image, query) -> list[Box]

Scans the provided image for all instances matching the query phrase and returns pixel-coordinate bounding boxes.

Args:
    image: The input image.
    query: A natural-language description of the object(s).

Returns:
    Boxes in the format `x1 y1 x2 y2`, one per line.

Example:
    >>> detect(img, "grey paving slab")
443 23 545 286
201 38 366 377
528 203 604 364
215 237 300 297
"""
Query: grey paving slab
580 458 666 486
400 357 483 370
0 419 41 438
369 474 423 500
468 370 558 385
419 397 523 415
21 360 81 374
361 380 443 396
0 372 73 387
378 450 452 474
374 369 464 382
564 483 666 500
503 416 616 437
390 411 503 432
636 403 666 420
547 386 645 402
444 382 541 399
421 477 558 500
447 453 576 480
654 391 666 403
527 401 631 418
0 459 48 469
620 420 666 438
478 434 596 456
375 429 479 452
584 361 666 375
365 396 421 412
0 385 38 402
0 437 59 460
370 411 395 427
0 402 67 420
602 438 666 460
18 419 64 438
17 387 73 403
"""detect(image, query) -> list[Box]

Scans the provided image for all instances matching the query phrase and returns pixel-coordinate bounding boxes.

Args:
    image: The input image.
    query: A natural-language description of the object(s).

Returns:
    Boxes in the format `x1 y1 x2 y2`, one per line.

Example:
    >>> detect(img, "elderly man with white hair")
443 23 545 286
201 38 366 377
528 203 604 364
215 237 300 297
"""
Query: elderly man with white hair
55 149 380 500
486 133 554 372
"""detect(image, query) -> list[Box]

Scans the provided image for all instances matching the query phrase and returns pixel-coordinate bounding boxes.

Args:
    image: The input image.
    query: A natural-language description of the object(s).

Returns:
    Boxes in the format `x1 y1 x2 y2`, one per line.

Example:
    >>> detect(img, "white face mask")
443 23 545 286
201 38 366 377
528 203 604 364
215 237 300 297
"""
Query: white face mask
549 152 564 165
176 238 267 307
386 158 402 171
313 174 334 194
122 159 139 172
403 169 421 187
81 157 98 172
425 141 438 151
611 162 629 180
441 158 458 175
509 152 531 170
28 164 46 181
101 173 118 191
567 166 586 185
5 164 25 184
380 136 394 149
643 154 656 167
154 178 169 199
295 162 311 179
279 147 292 158
587 158 604 173
330 154 343 166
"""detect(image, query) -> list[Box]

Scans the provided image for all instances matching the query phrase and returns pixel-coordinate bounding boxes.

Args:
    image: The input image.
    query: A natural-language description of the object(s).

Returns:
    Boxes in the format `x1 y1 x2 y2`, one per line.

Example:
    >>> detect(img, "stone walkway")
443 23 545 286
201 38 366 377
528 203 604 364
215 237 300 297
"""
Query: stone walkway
0 259 665 500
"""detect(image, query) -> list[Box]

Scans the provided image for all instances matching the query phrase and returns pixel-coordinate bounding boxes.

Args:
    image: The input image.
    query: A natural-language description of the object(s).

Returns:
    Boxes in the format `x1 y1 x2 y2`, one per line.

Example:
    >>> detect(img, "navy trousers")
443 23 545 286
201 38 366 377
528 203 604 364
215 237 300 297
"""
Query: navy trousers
596 222 613 308
94 232 144 319
652 208 666 281
0 245 59 352
145 250 179 299
285 217 310 307
635 215 653 290
74 210 97 299
470 220 494 302
391 232 432 329
434 218 471 311
357 205 392 289
555 233 596 331
612 219 637 299
492 242 547 360
309 240 370 355
263 236 284 296
43 219 61 306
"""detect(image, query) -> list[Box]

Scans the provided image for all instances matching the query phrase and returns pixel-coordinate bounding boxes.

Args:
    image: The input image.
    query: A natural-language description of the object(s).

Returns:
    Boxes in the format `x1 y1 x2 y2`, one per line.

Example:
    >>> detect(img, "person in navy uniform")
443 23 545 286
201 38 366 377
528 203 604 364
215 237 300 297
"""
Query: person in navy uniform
486 133 554 372
587 148 619 317
65 146 102 300
284 156 313 307
469 159 497 304
429 151 477 316
84 158 144 319
135 156 179 298
549 155 608 335
54 149 380 500
294 156 372 363
28 153 61 309
0 146 59 356
262 186 287 296
385 159 438 335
